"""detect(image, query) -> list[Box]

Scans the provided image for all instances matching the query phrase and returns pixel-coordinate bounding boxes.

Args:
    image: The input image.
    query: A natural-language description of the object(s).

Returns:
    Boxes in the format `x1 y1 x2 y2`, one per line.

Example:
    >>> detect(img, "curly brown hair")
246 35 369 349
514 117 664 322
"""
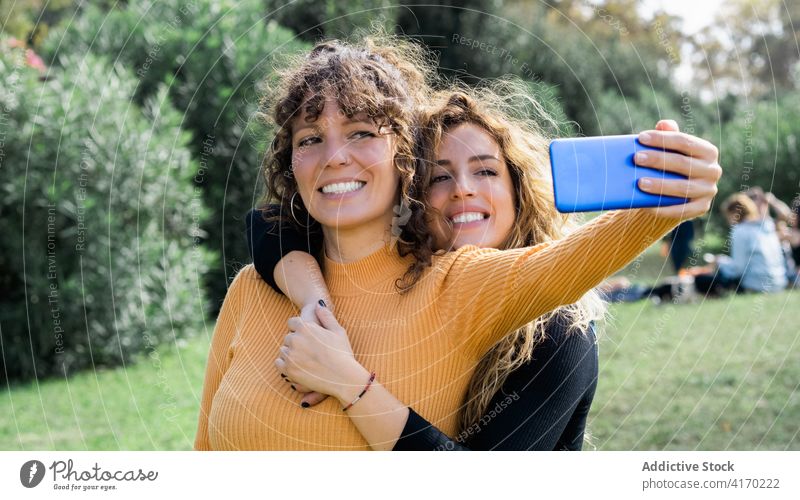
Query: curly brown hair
257 34 436 289
415 83 606 436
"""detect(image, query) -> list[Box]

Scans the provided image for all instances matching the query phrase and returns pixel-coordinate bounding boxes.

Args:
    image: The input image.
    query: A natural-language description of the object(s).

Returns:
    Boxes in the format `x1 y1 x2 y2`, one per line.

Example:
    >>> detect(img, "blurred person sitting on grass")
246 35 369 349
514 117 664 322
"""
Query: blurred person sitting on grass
744 186 793 225
694 193 788 296
745 187 797 280
602 192 790 303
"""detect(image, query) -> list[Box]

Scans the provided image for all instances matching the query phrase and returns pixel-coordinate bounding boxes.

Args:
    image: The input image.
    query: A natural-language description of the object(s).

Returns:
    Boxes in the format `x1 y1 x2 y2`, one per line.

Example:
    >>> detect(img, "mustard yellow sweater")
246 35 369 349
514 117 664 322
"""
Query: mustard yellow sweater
194 209 677 450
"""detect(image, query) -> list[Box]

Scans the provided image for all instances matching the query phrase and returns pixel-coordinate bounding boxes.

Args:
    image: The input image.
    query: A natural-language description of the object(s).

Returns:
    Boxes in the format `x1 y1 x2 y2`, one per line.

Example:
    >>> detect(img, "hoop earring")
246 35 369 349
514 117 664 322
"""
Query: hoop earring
289 191 310 228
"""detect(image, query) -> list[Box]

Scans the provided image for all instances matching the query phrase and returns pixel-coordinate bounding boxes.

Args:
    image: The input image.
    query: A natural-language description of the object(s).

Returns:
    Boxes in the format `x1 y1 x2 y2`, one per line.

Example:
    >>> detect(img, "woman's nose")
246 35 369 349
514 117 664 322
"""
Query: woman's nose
324 139 351 168
450 175 476 199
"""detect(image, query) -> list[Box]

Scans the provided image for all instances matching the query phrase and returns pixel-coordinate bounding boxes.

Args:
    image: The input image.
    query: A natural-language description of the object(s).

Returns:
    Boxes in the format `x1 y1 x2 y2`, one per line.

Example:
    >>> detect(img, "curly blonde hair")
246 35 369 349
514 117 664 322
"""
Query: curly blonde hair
416 83 607 435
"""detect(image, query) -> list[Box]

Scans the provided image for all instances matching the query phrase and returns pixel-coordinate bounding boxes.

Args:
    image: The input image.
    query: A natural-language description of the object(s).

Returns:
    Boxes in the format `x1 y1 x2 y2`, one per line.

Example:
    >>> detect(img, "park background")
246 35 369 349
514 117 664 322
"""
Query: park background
0 0 798 450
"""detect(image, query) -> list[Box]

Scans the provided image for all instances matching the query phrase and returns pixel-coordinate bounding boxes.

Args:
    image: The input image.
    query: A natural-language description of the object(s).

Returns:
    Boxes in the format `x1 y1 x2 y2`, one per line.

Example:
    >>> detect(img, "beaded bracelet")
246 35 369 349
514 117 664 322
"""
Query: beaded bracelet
342 372 376 412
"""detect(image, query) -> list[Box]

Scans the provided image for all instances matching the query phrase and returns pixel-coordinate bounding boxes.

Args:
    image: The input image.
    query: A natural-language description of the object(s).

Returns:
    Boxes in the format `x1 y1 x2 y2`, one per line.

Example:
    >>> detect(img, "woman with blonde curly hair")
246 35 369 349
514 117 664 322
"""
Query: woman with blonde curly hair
195 35 721 451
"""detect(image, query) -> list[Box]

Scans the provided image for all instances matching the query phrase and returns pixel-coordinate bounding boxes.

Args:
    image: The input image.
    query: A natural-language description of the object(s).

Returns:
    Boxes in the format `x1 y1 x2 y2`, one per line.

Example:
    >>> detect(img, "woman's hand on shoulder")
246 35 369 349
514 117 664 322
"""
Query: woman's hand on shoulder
635 119 722 220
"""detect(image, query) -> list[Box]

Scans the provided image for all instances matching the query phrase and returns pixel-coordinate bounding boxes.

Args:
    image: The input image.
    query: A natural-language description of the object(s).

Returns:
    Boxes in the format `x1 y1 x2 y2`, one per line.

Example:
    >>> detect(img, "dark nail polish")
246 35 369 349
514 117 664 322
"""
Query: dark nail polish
291 384 297 391
280 373 287 379
301 402 310 408
318 299 327 307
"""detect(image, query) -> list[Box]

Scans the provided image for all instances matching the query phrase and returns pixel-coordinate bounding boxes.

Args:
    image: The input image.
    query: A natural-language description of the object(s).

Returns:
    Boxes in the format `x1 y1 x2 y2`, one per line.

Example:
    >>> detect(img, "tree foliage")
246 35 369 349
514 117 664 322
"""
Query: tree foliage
0 47 211 381
689 0 800 96
41 0 308 309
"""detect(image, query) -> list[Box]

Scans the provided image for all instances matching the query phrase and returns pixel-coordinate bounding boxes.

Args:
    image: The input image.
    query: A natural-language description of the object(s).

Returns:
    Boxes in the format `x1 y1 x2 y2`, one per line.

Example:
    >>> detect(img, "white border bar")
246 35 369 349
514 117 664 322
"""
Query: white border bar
2 452 798 499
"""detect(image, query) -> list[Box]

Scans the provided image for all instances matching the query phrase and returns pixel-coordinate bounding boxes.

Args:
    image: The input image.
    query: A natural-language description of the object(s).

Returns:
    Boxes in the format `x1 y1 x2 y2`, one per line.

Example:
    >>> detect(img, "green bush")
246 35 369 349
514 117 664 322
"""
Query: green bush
41 0 308 309
593 85 685 134
720 90 800 205
0 47 211 381
263 0 398 41
394 2 698 137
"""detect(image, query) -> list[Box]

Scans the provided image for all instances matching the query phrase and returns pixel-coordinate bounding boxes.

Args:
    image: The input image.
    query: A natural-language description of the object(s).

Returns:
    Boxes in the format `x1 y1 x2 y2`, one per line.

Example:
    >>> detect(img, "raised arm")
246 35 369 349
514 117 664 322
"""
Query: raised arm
442 128 721 359
440 208 676 359
766 192 793 223
245 208 328 308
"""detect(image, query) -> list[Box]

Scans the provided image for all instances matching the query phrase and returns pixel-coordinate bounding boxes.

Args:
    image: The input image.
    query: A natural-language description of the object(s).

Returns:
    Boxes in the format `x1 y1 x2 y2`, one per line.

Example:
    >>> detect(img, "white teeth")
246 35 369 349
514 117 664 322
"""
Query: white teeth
321 181 365 194
451 212 486 224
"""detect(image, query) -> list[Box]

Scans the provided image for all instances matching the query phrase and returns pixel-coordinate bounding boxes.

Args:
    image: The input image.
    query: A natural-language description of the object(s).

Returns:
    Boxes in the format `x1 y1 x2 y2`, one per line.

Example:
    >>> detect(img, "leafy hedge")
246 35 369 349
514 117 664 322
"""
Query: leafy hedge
0 47 211 381
41 0 308 309
719 90 800 204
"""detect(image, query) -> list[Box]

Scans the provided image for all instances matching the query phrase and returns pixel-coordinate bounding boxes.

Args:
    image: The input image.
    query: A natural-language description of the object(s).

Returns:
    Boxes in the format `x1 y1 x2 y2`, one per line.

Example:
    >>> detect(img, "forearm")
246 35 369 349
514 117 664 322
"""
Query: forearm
767 194 792 222
394 409 470 451
275 251 333 309
452 208 680 359
245 207 324 295
533 209 680 307
332 367 410 451
337 371 470 451
788 230 800 247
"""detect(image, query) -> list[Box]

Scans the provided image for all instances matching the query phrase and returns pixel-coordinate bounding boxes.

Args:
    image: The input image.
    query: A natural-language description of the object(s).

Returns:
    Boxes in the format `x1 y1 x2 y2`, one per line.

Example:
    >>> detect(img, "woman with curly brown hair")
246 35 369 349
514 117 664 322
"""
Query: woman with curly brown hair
194 35 721 451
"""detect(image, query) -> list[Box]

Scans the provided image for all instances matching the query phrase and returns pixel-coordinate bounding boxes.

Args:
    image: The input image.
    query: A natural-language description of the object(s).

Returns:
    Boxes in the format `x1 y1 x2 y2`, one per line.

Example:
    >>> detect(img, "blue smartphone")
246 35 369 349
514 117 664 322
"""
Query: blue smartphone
549 134 687 213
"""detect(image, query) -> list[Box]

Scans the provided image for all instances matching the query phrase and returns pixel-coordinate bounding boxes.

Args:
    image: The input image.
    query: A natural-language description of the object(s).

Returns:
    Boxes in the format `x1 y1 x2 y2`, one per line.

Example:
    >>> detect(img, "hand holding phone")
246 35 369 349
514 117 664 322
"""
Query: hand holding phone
550 134 688 213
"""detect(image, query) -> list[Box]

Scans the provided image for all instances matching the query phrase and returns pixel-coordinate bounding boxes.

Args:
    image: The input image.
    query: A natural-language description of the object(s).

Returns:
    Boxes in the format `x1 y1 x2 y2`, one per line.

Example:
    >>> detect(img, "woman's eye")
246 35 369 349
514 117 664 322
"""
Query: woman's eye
297 136 320 148
431 174 450 184
351 130 376 140
477 168 497 177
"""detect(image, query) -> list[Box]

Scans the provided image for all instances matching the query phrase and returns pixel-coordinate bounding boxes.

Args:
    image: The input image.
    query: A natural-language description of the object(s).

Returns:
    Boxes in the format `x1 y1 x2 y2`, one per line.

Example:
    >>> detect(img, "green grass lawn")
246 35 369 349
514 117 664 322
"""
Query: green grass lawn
0 335 209 451
593 245 800 450
2 249 798 450
591 291 799 450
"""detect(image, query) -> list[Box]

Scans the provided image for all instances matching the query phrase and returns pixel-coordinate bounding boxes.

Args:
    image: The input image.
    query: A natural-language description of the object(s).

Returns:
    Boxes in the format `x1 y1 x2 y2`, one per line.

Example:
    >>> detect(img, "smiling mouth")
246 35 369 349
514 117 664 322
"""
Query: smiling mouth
449 212 489 224
319 181 366 195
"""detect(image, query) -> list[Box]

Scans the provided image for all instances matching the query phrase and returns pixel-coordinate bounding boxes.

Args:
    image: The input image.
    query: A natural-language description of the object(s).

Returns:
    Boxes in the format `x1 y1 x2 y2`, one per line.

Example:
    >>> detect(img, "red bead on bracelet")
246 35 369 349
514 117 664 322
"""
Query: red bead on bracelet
342 372 376 412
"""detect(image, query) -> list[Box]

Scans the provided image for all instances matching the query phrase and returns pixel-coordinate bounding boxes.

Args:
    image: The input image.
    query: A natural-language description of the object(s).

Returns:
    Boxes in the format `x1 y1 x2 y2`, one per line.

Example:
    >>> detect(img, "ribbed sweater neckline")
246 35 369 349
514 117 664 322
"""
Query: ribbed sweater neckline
322 243 413 296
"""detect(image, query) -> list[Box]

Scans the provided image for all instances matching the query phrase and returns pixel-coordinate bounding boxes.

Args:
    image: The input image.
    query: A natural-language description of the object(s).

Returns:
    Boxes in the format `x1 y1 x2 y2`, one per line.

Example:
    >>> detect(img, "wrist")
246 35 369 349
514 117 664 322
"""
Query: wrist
333 363 372 404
